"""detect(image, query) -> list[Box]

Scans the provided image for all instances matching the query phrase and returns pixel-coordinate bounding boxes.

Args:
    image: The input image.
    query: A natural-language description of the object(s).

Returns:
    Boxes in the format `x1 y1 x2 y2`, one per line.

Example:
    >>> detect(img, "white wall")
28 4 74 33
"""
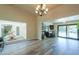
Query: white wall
0 5 37 40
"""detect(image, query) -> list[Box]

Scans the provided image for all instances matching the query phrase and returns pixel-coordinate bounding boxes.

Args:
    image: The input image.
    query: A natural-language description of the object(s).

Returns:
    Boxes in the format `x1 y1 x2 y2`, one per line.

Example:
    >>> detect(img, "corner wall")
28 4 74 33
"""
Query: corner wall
0 5 37 40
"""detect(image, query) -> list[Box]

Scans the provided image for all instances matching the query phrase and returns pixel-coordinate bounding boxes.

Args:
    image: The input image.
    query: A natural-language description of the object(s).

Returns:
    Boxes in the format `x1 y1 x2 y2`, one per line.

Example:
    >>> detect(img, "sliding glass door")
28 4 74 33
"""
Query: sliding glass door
58 24 78 39
58 26 66 37
67 25 77 39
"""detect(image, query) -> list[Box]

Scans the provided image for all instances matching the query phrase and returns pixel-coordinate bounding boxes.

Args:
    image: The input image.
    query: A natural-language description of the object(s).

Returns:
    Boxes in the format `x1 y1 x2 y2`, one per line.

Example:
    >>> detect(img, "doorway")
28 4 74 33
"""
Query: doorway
41 22 55 39
58 24 78 39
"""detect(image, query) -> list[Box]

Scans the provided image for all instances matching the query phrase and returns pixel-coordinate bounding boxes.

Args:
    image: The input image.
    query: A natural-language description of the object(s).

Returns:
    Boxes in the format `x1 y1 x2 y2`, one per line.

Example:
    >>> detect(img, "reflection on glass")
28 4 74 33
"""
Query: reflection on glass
16 27 20 35
67 25 77 39
58 26 66 37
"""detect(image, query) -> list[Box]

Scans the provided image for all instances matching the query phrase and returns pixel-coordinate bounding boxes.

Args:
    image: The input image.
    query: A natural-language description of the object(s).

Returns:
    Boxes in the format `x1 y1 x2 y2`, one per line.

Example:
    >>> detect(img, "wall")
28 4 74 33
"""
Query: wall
0 5 37 40
37 4 79 40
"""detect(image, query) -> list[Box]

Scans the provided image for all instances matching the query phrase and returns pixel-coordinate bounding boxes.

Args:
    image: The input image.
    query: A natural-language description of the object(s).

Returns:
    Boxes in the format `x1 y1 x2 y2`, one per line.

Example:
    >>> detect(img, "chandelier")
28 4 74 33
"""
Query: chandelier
35 4 48 16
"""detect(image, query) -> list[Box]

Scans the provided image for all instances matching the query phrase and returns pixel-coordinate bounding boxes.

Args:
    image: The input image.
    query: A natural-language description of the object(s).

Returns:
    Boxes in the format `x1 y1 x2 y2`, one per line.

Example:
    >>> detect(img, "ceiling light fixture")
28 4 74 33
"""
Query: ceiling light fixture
35 4 48 16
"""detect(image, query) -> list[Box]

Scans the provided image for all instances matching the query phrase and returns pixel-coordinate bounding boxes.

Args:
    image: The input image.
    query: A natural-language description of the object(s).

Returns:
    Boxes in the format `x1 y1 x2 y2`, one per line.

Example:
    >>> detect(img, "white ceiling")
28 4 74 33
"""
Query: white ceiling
12 4 62 16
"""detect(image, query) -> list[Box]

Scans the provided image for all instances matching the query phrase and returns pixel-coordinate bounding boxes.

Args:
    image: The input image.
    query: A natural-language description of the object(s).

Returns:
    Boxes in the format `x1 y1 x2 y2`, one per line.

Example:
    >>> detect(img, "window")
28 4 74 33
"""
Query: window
58 24 78 39
0 20 27 39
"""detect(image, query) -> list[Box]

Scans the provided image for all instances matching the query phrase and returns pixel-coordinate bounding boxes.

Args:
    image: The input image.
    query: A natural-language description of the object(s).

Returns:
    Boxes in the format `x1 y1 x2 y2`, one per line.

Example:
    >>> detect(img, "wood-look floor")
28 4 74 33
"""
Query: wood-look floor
0 37 79 55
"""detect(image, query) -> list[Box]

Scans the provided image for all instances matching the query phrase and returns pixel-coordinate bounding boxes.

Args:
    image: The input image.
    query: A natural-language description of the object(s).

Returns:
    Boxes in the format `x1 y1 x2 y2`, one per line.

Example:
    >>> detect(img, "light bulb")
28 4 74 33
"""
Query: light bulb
36 5 40 10
42 4 46 10
44 11 47 14
36 7 39 10
42 6 45 10
35 11 38 13
39 12 42 15
46 8 48 11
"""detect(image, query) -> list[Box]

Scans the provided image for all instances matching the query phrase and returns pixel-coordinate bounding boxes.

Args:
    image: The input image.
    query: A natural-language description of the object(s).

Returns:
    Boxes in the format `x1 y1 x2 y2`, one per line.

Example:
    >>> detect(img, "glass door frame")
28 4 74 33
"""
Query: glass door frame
57 24 78 39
